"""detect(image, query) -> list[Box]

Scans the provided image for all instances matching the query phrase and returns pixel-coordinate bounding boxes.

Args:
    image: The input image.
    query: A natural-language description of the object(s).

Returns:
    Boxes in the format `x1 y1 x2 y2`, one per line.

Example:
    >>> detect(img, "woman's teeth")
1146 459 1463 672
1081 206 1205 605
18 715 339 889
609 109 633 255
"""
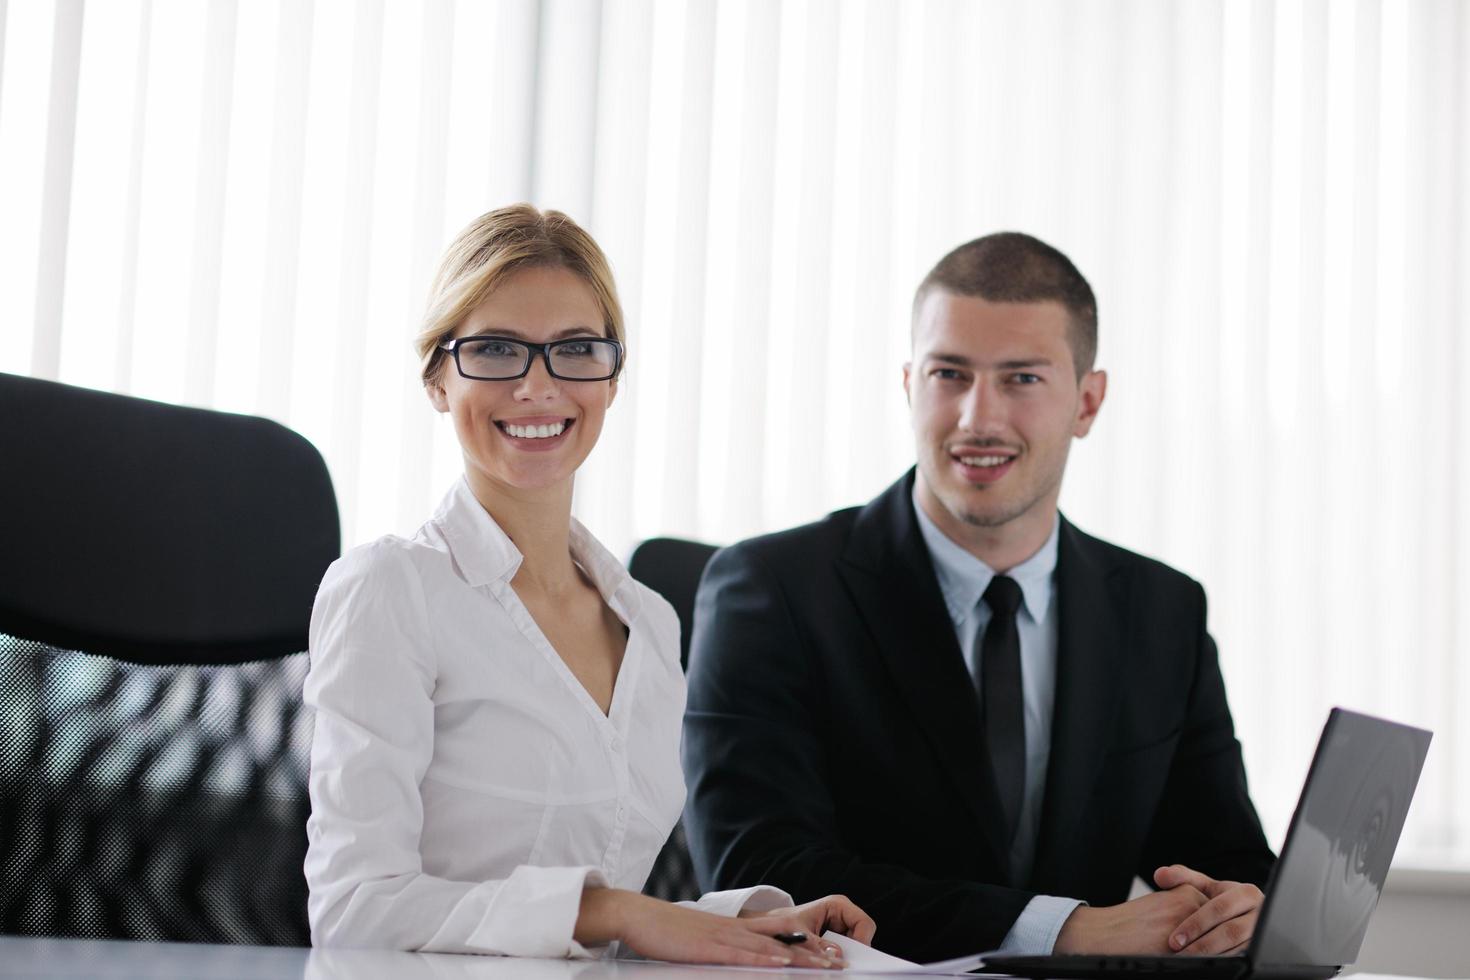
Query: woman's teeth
503 421 566 439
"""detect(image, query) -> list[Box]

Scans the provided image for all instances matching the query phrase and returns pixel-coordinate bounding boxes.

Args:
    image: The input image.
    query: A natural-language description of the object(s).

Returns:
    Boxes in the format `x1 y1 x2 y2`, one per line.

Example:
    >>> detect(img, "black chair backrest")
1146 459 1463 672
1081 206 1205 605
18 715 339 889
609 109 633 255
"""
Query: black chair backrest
626 537 718 671
0 373 339 945
626 536 718 903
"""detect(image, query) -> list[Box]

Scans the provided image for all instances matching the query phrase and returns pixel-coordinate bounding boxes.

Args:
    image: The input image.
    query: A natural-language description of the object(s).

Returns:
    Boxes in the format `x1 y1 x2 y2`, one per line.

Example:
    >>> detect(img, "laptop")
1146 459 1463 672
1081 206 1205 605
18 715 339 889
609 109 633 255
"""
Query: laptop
980 708 1432 980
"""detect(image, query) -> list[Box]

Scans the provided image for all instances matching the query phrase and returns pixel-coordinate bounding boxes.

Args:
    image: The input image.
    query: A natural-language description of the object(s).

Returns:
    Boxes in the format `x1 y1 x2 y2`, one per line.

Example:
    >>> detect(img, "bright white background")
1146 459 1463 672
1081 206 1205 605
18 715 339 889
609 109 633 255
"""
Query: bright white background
1 0 1466 873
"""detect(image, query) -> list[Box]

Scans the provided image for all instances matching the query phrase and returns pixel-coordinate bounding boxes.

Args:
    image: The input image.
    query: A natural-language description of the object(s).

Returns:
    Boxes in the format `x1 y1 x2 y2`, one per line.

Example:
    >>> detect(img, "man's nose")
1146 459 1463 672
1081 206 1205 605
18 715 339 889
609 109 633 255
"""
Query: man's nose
957 378 1005 433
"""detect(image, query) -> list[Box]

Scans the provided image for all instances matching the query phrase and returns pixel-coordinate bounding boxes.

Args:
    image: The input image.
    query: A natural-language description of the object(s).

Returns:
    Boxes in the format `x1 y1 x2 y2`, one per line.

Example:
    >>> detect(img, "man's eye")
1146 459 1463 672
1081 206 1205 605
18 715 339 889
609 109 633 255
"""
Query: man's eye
1011 373 1042 384
930 368 963 381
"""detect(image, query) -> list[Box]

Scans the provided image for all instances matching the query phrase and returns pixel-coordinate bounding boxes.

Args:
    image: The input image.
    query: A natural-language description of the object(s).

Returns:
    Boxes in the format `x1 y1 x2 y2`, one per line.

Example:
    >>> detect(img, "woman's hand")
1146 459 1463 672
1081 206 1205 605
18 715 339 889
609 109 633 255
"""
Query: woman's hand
576 888 854 969
740 894 877 958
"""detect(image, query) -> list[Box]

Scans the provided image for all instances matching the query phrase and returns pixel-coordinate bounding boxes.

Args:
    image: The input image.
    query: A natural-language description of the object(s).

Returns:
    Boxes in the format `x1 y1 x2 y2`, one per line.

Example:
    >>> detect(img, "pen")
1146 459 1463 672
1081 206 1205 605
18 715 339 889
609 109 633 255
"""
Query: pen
773 932 808 945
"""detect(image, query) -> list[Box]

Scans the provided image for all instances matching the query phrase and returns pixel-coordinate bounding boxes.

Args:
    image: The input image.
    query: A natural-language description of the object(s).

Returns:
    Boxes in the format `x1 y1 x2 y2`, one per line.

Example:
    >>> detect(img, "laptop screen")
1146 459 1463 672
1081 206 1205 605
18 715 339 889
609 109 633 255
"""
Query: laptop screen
1250 709 1431 971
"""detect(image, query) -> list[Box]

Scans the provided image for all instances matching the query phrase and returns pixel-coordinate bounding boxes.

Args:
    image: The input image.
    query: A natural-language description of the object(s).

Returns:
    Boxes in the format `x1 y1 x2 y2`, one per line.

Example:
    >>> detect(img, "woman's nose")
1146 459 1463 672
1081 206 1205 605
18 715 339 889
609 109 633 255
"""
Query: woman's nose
513 354 561 399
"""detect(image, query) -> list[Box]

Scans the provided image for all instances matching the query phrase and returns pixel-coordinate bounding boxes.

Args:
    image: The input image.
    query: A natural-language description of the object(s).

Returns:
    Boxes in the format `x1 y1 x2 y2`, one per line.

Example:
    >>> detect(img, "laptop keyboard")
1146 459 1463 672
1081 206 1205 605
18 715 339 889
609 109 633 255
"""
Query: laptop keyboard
981 953 1251 979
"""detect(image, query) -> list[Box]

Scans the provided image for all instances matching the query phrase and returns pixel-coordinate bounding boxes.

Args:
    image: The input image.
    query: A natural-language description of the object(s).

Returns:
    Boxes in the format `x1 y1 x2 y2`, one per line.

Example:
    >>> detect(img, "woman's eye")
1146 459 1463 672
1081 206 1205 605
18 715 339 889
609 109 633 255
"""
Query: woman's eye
465 340 519 358
558 341 593 357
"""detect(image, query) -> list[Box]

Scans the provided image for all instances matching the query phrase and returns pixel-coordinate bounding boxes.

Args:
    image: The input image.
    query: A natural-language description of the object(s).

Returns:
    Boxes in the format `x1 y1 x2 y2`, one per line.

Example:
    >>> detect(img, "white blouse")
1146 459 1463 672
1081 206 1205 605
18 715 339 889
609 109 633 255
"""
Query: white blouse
304 478 789 957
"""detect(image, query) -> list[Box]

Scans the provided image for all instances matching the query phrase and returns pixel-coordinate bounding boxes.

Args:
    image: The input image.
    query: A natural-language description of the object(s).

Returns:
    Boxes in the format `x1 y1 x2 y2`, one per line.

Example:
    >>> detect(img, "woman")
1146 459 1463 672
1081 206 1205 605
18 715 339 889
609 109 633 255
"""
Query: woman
303 205 873 967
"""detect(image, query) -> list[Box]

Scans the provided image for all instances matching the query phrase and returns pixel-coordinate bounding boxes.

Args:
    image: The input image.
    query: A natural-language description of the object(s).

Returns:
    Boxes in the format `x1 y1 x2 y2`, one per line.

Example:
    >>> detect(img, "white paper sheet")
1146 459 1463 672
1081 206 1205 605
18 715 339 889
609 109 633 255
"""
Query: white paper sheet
820 931 1001 976
638 932 1000 976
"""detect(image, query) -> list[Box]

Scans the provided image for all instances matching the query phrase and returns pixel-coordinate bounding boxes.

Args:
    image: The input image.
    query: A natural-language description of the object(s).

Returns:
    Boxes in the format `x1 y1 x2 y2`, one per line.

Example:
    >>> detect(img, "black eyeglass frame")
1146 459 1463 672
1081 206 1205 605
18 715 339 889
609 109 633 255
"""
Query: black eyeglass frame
438 334 624 382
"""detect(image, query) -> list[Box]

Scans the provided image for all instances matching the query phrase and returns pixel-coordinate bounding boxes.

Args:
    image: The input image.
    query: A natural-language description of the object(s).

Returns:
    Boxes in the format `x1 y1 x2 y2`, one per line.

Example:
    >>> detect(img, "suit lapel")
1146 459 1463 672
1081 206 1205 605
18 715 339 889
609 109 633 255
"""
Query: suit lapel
1030 519 1127 891
835 472 1013 870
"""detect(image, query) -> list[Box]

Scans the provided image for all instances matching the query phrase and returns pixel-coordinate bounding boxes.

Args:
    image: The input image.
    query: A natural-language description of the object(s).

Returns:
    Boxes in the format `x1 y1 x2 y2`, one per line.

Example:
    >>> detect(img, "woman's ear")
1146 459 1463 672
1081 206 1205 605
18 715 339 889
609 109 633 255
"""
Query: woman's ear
426 380 450 414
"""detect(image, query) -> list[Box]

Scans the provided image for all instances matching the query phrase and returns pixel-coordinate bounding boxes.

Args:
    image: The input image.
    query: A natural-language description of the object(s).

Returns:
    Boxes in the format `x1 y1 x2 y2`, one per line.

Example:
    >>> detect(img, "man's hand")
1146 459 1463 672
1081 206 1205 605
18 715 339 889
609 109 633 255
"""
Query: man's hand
1054 885 1209 955
1152 865 1264 956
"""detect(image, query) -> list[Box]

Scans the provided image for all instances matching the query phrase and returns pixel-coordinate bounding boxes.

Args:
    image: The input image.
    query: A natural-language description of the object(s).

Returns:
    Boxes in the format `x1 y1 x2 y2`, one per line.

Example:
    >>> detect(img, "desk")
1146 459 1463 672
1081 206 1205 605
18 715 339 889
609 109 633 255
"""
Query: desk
0 936 1432 980
0 935 898 980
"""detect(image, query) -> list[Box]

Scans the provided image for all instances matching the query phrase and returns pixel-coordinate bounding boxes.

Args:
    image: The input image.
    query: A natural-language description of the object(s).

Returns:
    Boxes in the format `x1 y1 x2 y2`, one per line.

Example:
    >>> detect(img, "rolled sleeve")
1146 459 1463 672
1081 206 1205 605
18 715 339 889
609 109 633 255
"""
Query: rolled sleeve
455 866 610 958
680 885 794 918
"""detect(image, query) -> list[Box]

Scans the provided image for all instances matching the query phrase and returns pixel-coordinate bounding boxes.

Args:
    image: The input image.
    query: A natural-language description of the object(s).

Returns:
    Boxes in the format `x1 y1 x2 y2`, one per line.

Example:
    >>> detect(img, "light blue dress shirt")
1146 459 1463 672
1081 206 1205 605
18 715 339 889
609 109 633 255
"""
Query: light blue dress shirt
912 488 1084 954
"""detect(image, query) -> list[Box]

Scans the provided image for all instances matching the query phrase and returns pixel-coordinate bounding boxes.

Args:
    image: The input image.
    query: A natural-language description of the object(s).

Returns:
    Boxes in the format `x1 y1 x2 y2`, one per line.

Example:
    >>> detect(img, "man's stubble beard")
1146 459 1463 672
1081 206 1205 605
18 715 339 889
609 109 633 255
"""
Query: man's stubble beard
937 459 1066 532
955 499 1034 529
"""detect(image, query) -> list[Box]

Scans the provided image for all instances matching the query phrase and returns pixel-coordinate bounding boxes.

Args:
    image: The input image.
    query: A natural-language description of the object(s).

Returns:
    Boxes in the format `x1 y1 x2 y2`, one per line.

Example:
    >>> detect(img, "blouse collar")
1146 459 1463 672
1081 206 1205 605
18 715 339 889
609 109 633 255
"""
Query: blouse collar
432 476 644 623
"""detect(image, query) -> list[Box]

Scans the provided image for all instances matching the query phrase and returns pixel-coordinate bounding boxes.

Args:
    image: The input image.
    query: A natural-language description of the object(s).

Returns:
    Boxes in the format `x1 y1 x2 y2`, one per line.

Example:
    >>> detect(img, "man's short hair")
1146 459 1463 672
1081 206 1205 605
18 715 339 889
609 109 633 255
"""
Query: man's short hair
912 232 1098 376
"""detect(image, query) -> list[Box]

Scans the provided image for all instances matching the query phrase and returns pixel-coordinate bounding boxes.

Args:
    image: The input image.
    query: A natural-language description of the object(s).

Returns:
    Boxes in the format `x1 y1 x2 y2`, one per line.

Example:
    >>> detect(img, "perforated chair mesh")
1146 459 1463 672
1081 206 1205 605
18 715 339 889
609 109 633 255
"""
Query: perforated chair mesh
0 628 703 938
0 633 312 945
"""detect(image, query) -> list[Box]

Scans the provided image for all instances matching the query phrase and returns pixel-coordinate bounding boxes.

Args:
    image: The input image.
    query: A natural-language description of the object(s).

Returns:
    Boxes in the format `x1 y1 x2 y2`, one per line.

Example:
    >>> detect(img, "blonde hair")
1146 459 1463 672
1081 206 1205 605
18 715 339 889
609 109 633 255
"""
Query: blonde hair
415 204 626 384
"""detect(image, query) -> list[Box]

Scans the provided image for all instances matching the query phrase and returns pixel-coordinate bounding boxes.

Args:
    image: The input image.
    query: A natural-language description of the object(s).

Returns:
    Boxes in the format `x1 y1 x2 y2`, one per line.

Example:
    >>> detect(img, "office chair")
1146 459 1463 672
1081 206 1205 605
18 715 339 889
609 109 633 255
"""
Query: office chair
626 536 718 903
626 537 718 672
0 373 339 945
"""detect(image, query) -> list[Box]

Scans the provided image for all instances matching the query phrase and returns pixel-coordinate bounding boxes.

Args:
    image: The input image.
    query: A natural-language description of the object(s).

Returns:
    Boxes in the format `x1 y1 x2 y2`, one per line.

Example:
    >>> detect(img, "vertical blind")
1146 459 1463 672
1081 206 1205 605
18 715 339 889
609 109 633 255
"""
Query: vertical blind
1 0 1466 871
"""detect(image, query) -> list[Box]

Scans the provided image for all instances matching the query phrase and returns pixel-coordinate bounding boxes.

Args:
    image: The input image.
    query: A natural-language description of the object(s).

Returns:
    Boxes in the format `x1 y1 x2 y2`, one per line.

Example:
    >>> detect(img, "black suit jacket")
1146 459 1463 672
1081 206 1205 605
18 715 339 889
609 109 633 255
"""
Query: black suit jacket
682 471 1274 962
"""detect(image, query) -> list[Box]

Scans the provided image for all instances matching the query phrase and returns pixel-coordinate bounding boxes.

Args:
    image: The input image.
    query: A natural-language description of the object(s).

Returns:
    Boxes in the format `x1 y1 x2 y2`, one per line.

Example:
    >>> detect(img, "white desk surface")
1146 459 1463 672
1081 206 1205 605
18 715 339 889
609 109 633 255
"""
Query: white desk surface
0 936 1435 980
0 936 307 980
0 935 923 980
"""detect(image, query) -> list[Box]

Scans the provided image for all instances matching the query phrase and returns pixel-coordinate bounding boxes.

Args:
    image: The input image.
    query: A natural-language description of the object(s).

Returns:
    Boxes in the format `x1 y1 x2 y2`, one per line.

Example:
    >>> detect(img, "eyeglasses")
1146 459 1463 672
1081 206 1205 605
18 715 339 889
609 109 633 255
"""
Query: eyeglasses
438 335 623 382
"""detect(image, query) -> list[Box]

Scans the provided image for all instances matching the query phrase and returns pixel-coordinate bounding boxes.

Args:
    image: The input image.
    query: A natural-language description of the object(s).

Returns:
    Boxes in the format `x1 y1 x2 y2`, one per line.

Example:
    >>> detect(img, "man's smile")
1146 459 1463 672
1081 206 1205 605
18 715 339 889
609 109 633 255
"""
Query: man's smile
950 445 1020 483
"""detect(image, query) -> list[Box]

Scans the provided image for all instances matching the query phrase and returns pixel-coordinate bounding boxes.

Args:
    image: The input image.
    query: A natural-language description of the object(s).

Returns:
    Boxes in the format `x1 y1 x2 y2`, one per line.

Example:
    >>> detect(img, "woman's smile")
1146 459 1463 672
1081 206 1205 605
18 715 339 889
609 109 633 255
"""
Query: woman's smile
495 415 576 451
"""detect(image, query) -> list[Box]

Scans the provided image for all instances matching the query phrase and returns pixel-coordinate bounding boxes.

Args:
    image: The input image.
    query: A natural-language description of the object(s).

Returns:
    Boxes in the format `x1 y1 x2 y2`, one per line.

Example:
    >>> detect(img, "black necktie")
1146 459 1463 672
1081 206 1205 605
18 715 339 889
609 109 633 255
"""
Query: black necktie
979 575 1026 846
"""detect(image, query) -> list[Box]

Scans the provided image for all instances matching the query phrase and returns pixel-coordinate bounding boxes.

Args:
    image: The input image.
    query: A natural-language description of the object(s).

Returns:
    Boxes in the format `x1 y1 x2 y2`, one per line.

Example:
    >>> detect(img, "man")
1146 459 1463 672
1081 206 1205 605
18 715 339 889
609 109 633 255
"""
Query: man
682 233 1275 963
